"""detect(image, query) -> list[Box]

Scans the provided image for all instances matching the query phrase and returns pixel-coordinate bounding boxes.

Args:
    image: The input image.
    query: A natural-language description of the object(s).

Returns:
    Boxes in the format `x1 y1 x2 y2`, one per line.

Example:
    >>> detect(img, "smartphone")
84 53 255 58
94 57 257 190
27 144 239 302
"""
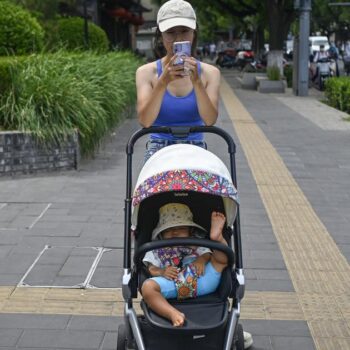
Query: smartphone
173 41 191 66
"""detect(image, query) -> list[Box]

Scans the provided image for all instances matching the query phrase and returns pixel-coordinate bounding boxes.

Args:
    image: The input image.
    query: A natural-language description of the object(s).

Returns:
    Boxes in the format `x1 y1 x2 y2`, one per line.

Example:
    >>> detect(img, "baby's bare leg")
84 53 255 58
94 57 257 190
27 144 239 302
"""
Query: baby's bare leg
141 279 185 327
210 212 228 272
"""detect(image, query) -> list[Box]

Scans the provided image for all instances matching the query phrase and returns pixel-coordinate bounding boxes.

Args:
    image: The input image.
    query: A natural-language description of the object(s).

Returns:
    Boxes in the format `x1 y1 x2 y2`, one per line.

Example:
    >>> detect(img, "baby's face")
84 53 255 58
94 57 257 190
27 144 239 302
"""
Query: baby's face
162 226 190 239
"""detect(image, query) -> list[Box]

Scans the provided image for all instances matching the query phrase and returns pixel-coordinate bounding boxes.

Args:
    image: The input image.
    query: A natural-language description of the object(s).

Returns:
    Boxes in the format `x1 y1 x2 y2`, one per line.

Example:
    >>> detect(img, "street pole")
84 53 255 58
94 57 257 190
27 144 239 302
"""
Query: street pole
297 0 311 96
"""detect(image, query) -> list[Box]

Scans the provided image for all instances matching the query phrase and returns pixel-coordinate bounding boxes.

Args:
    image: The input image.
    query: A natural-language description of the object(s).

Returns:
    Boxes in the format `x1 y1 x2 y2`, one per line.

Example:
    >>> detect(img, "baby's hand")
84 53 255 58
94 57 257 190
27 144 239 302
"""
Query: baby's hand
162 266 178 280
192 259 206 276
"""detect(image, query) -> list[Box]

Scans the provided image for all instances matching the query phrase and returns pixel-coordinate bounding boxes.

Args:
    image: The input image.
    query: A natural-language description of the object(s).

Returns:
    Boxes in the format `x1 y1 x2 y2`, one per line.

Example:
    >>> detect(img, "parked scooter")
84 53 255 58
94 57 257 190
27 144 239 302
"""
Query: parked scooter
216 48 237 68
236 50 255 70
316 57 335 90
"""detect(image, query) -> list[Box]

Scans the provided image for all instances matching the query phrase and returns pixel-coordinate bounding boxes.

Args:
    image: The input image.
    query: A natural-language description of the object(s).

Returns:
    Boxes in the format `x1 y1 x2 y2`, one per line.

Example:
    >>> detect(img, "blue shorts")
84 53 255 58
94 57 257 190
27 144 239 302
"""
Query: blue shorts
150 262 221 299
144 139 207 163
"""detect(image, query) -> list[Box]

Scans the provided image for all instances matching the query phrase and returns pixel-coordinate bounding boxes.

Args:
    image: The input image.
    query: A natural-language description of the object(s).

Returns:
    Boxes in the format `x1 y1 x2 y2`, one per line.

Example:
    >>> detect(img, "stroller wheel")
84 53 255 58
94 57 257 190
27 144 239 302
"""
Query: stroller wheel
232 323 245 350
117 324 127 350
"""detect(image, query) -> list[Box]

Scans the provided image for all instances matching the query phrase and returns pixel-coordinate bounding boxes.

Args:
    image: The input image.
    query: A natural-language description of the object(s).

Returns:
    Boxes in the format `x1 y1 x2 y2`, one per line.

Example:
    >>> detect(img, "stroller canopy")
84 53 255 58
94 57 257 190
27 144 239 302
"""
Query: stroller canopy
132 144 239 229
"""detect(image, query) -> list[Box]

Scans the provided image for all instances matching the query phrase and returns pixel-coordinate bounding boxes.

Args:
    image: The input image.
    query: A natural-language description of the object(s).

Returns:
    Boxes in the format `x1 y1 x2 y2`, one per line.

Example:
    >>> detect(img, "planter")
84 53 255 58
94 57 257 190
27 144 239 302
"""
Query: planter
0 131 79 176
240 72 267 90
257 79 285 93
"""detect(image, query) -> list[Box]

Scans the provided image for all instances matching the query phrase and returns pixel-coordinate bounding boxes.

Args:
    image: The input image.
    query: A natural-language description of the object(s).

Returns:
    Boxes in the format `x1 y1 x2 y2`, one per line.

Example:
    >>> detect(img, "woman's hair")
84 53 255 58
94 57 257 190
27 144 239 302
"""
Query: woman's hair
153 24 199 59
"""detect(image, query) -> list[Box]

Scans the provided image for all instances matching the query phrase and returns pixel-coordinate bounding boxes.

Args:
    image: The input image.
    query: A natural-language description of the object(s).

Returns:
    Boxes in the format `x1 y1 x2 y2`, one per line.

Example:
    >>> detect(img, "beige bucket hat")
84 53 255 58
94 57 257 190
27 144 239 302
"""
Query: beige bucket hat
152 203 206 240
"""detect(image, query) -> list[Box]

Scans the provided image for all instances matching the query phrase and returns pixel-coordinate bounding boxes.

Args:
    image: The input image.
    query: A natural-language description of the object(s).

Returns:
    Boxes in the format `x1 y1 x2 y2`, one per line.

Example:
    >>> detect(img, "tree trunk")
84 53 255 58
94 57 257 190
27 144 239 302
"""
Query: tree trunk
267 50 284 76
266 0 294 51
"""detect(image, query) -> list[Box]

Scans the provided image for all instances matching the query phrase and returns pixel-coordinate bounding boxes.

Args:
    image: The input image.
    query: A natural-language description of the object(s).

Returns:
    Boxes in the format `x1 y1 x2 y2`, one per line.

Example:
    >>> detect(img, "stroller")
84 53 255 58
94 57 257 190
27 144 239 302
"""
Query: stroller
119 126 246 350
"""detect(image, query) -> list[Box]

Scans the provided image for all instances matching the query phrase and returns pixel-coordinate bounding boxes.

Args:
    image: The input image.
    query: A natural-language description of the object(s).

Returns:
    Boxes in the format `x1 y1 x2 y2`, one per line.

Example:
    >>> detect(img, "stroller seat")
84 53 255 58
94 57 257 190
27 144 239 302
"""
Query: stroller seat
141 299 229 333
140 266 233 333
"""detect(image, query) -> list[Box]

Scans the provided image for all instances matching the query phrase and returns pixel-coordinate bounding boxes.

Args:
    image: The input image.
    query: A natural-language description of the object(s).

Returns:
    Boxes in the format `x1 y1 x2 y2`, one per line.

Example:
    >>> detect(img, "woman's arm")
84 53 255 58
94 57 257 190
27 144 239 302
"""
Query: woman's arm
136 63 167 128
136 57 184 128
187 59 221 125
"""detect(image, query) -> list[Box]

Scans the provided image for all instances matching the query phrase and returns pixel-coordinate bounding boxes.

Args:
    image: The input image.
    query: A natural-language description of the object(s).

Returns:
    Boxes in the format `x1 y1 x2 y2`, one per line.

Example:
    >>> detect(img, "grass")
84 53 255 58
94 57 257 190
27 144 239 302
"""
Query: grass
0 50 142 154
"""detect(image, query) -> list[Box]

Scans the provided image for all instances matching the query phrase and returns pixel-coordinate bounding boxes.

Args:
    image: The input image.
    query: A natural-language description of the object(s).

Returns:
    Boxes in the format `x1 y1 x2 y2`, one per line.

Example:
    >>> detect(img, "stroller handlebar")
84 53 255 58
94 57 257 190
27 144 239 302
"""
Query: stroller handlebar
134 238 235 268
126 126 236 154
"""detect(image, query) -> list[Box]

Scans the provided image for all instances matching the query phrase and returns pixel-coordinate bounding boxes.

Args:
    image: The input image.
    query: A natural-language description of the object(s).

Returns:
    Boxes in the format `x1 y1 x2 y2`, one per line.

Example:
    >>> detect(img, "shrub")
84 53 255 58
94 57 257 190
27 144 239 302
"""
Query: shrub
48 17 109 52
267 65 281 81
0 51 142 154
0 1 44 55
0 56 25 94
324 77 350 115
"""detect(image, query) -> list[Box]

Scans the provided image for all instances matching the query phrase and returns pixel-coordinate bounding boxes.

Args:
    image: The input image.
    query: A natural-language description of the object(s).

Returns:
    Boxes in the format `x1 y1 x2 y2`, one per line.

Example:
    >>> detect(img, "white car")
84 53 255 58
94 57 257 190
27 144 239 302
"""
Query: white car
309 36 330 55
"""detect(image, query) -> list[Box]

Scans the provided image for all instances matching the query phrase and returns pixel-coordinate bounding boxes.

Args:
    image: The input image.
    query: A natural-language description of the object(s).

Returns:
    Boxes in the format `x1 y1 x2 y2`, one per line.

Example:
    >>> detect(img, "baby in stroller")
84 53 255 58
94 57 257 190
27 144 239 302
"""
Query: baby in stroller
142 203 227 327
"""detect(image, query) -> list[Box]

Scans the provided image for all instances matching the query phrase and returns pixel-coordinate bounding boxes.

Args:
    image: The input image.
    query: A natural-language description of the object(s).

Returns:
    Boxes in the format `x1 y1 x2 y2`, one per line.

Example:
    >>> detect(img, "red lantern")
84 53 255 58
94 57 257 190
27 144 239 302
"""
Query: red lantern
123 11 133 21
131 15 144 26
109 7 127 18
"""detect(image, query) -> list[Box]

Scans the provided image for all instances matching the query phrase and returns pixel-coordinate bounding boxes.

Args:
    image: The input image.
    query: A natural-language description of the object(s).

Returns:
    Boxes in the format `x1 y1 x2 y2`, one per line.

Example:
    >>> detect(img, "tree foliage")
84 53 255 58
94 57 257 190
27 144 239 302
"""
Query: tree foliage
0 0 44 55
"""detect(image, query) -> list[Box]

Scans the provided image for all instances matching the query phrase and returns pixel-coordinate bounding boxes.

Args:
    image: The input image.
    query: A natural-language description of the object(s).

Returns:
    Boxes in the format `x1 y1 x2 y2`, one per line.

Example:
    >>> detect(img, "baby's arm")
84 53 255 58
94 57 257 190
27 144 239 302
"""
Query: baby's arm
148 264 178 280
192 252 211 275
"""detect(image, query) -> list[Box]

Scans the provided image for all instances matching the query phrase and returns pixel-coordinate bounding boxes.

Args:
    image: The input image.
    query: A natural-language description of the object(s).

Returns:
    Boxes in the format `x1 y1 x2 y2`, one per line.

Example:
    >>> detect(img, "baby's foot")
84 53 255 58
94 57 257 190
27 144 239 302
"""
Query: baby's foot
210 212 226 242
170 310 185 327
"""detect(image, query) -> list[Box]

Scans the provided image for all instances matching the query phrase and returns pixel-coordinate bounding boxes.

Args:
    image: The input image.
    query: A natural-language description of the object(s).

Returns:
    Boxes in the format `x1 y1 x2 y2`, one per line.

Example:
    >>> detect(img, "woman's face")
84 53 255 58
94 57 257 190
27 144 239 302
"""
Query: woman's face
161 26 194 54
161 226 190 239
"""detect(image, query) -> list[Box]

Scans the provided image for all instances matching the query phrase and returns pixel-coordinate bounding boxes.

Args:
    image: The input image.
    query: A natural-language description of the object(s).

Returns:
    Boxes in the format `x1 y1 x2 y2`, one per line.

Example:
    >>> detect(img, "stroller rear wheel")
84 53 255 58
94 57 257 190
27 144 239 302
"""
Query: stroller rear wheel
117 324 126 350
232 323 245 350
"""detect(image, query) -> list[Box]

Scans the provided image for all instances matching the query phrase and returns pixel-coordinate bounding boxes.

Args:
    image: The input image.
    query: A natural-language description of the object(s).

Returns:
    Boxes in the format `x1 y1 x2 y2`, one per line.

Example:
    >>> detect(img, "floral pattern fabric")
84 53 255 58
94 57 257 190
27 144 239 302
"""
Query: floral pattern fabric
155 246 199 300
133 170 237 206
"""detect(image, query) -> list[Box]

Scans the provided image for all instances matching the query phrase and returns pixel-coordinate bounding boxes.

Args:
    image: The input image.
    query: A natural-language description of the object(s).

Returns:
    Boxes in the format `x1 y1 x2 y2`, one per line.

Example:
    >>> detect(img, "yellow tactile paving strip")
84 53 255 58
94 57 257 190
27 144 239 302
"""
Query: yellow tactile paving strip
0 286 301 320
220 77 350 350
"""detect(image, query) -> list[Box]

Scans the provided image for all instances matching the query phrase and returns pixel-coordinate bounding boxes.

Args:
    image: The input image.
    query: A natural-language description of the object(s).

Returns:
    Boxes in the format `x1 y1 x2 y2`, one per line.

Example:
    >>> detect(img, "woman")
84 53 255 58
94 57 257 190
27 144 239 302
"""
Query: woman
135 2 254 347
135 0 220 161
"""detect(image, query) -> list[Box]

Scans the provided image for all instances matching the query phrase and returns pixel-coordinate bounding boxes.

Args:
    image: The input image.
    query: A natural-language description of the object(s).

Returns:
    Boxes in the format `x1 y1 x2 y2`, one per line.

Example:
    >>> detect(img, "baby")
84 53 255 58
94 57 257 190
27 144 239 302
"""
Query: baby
141 203 227 327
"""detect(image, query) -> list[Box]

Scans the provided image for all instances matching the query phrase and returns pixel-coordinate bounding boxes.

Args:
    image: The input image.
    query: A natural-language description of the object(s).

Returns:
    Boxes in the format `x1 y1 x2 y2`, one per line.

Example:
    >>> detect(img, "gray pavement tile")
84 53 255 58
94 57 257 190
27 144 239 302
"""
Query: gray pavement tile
0 314 70 329
89 267 122 288
100 332 118 350
18 329 104 349
69 316 120 331
0 329 23 347
271 336 316 350
246 279 294 292
240 320 311 337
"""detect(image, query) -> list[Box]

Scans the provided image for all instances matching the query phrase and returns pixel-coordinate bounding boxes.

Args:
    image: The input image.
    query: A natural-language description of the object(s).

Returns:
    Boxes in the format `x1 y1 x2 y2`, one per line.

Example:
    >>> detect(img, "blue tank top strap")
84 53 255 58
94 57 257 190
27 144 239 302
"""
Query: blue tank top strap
156 59 162 77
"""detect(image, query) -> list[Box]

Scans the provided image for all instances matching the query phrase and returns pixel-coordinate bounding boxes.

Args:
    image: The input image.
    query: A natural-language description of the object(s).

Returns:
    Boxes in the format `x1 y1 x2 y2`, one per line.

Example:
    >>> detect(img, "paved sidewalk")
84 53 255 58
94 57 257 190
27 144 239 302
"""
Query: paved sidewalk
0 69 349 350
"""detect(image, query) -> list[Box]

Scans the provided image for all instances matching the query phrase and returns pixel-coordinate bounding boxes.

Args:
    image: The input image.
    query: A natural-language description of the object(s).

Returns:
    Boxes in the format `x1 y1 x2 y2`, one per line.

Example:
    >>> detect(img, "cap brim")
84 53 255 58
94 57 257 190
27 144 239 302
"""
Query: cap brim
152 222 206 240
158 17 196 32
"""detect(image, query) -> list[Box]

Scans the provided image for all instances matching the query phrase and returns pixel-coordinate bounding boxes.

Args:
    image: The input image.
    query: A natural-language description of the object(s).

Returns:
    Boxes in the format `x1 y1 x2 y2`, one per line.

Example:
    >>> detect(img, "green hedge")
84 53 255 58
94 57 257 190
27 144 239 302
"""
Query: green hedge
0 1 44 55
324 77 350 115
47 17 109 52
0 51 142 154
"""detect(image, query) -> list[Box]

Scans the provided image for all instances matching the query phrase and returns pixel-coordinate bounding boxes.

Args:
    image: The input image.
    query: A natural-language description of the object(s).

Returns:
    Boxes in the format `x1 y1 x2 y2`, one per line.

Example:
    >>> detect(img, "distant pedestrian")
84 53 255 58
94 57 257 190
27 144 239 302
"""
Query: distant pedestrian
209 42 216 60
343 40 350 76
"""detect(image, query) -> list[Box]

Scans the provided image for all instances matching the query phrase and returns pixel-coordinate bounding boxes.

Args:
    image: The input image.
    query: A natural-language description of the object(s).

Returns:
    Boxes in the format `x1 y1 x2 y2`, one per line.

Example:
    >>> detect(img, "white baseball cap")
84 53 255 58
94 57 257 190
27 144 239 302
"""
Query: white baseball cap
157 0 197 33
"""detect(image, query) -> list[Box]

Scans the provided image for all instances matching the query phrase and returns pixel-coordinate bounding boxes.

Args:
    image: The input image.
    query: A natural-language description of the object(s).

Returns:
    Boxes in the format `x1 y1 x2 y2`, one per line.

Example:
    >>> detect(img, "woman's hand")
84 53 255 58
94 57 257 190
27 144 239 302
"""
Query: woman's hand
159 55 187 85
161 266 179 280
184 57 200 84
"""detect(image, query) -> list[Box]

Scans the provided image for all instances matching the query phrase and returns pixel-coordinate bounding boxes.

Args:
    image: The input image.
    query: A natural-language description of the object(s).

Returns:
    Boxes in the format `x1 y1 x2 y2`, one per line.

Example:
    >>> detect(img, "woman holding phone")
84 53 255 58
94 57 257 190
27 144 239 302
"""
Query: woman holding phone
135 0 221 162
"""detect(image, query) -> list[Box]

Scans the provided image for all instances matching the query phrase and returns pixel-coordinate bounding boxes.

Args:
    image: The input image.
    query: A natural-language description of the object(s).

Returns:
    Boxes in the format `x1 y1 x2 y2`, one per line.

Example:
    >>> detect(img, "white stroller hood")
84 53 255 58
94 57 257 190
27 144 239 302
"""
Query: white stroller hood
132 144 239 229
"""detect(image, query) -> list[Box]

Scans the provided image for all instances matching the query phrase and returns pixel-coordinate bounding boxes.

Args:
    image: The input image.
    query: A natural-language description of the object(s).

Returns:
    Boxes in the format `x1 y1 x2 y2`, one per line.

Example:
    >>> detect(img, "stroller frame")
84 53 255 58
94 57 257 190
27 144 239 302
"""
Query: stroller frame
122 126 245 350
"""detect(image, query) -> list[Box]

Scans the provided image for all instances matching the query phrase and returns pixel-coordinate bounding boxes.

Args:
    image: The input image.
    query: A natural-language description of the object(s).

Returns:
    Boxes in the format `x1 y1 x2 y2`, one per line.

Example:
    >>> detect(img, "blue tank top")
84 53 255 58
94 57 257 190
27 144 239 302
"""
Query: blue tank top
151 59 204 141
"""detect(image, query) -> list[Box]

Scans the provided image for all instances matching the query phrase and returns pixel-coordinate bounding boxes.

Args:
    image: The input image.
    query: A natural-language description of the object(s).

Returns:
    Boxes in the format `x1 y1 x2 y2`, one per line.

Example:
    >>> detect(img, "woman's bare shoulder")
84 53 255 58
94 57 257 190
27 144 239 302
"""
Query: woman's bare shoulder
200 61 220 76
136 61 157 76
